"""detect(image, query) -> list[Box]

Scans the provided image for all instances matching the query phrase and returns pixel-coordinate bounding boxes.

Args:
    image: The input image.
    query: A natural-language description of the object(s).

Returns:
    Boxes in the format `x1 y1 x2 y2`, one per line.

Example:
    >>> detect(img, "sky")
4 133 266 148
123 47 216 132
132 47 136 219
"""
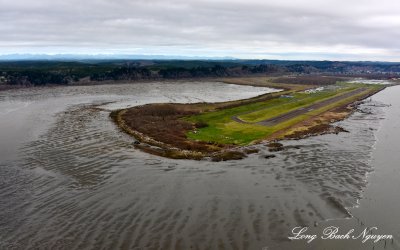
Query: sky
0 0 400 61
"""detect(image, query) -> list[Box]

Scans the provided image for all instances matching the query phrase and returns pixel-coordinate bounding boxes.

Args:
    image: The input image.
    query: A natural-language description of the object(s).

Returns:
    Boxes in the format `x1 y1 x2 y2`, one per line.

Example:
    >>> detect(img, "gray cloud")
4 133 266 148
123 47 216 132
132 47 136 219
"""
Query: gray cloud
0 0 400 60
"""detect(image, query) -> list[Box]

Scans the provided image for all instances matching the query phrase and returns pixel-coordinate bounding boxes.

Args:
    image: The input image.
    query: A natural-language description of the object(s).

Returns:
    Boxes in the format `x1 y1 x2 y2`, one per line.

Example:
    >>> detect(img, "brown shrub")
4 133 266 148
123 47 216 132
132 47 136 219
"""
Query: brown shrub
121 103 226 153
194 121 208 128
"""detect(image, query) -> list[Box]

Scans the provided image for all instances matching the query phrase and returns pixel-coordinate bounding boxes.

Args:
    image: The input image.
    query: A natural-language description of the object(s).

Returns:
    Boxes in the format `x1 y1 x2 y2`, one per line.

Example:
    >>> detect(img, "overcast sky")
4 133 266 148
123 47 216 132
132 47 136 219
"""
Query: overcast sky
1 0 400 61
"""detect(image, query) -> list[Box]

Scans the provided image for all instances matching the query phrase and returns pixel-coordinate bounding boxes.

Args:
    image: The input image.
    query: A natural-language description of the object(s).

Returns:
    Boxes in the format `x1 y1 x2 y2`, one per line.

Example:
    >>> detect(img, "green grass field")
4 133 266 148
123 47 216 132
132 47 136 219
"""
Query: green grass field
185 83 382 145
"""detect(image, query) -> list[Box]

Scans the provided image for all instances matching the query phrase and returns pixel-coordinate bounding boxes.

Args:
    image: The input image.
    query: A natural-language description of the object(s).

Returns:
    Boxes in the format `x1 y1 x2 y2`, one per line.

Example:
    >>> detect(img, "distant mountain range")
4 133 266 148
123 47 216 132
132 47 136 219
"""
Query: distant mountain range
1 54 400 66
0 54 237 61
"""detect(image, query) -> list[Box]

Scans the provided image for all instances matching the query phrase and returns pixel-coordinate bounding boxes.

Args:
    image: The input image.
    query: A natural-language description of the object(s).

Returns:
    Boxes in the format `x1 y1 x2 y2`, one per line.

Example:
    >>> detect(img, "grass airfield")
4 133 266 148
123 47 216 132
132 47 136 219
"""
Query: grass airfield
186 82 383 145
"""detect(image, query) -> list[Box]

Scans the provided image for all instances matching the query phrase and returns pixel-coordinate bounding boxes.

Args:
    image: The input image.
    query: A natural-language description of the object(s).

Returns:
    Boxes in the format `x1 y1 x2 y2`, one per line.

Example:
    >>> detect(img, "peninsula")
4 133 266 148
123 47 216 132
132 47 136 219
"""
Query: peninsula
111 76 386 160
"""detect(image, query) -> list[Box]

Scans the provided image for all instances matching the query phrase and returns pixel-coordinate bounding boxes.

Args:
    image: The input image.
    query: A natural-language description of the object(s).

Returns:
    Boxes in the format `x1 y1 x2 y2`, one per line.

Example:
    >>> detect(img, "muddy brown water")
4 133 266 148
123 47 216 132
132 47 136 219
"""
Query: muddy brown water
0 82 398 250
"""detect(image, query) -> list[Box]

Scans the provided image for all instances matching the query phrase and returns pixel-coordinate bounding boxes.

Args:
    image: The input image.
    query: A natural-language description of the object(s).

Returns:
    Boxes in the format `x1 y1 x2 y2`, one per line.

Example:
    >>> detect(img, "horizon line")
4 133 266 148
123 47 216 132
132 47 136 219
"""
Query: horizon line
0 53 399 63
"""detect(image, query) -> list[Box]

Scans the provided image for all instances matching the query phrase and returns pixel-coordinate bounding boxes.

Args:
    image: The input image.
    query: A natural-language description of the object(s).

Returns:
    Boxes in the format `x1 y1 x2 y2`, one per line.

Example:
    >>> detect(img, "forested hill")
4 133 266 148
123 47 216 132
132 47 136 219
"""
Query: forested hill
1 59 400 86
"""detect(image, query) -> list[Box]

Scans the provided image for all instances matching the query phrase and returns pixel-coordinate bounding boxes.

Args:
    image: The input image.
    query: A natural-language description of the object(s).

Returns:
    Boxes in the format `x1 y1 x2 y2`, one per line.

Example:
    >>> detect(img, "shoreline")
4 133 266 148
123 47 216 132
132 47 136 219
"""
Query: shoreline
111 80 386 161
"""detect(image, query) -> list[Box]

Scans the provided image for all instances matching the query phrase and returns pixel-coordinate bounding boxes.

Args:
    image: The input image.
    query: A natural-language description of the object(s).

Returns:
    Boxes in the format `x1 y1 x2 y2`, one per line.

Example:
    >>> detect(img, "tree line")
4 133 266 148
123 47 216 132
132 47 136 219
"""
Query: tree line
1 60 399 86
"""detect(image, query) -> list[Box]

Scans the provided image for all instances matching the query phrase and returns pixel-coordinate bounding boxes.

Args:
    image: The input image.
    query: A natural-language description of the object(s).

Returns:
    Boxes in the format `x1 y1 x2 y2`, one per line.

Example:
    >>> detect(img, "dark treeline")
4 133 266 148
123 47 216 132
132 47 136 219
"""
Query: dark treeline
1 59 400 86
